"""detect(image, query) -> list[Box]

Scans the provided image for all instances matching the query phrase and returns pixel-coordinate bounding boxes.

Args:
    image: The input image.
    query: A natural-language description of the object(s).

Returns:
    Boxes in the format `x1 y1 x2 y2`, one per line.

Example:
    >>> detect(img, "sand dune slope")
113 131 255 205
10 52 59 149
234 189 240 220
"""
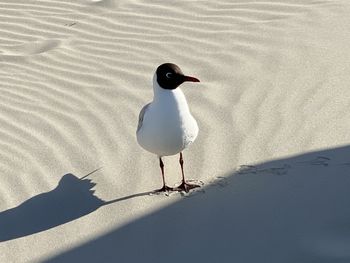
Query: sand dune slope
1 0 350 262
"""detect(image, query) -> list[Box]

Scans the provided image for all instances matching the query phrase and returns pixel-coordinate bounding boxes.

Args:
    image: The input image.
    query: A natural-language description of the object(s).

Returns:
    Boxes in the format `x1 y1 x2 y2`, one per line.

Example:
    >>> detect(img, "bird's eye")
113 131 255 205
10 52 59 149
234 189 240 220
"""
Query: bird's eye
166 72 173 78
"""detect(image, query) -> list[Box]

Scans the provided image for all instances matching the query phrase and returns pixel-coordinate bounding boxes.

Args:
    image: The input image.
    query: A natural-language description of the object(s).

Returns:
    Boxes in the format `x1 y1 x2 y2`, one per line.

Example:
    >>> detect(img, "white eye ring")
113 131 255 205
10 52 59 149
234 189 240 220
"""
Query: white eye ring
166 72 173 78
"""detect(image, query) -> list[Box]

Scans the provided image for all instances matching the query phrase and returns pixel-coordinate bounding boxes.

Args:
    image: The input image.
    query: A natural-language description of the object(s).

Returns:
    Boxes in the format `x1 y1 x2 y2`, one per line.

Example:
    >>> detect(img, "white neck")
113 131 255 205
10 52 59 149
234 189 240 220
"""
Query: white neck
152 73 189 110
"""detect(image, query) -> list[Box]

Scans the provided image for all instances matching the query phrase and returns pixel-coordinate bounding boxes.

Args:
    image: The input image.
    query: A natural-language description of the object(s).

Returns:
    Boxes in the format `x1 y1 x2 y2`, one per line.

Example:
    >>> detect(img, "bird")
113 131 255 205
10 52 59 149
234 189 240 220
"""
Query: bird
136 63 200 193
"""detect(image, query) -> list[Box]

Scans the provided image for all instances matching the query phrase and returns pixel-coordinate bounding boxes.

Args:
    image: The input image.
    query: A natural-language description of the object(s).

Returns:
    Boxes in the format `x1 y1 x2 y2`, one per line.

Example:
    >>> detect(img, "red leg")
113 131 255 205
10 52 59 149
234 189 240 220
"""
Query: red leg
175 152 200 193
154 157 174 192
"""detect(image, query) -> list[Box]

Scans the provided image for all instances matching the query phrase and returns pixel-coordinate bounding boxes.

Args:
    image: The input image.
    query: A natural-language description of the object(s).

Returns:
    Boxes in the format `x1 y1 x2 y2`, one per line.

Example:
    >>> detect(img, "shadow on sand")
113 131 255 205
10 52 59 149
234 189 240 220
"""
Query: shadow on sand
0 169 151 242
44 145 350 263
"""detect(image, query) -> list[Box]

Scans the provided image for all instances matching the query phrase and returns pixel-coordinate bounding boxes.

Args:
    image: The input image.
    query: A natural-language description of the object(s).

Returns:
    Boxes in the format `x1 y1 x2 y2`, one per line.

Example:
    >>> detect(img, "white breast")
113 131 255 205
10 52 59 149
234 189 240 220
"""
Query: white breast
137 77 198 157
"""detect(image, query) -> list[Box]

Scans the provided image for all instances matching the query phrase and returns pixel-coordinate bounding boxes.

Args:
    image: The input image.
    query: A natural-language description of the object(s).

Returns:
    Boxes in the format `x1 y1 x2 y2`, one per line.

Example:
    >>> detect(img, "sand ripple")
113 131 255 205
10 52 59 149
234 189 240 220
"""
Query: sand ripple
1 0 350 261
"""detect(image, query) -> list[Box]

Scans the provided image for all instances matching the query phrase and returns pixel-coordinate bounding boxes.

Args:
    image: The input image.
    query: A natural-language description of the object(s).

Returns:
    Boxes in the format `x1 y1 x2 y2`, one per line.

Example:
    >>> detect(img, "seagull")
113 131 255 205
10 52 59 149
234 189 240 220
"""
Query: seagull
137 63 200 193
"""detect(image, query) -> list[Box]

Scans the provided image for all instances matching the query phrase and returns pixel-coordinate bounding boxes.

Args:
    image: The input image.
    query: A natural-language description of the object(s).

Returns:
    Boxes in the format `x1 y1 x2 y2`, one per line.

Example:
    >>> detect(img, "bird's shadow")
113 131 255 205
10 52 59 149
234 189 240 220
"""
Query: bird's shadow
0 169 151 242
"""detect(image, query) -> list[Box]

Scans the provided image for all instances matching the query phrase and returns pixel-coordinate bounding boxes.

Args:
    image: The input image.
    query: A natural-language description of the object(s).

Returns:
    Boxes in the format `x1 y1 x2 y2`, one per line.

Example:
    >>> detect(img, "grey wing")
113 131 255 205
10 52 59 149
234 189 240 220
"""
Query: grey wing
137 103 151 133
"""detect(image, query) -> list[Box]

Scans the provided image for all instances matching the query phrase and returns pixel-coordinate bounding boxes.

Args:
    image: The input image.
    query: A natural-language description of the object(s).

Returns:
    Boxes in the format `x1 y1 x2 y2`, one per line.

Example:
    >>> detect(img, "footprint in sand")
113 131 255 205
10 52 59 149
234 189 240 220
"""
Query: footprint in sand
210 176 229 188
0 39 61 57
237 165 259 175
298 156 331 167
237 164 290 176
262 164 291 176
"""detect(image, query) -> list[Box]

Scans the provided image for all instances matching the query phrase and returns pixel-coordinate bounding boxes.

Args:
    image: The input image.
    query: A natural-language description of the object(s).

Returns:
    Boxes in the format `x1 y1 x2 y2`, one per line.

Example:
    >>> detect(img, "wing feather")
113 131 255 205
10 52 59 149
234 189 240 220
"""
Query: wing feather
137 103 151 133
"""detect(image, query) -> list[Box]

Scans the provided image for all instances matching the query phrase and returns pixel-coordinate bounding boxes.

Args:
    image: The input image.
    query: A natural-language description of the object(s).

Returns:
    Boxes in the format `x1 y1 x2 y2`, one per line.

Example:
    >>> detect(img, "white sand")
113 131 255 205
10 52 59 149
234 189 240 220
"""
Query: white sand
1 0 350 262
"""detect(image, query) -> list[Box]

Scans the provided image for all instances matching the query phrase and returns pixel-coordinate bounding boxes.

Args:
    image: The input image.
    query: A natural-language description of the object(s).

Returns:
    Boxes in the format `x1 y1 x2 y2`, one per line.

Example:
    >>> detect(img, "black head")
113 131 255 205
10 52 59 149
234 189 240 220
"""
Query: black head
156 63 200 90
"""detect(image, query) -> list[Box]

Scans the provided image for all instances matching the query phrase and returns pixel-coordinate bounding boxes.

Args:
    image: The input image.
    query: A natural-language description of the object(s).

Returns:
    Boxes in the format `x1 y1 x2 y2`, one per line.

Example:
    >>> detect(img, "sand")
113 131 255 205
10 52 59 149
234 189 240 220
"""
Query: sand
1 0 350 262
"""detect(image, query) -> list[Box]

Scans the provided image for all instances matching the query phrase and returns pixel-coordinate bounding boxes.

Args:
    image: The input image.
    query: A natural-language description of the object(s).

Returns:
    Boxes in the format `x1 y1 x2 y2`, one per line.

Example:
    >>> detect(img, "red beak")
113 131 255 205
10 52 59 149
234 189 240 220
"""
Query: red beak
184 75 200 82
